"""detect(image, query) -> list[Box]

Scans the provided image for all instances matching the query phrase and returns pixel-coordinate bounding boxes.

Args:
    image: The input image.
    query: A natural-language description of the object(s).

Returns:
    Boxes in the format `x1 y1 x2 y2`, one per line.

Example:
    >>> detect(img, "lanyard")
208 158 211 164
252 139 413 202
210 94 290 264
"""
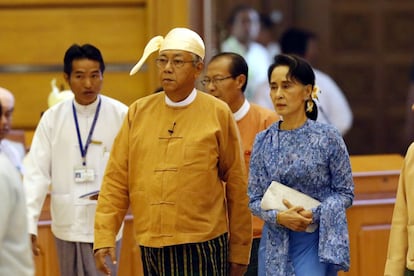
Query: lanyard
72 97 102 166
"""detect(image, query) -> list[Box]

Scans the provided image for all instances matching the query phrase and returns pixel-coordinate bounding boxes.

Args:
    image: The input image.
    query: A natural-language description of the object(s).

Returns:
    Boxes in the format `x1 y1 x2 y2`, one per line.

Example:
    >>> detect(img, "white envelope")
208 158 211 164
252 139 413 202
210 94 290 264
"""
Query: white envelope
261 181 321 232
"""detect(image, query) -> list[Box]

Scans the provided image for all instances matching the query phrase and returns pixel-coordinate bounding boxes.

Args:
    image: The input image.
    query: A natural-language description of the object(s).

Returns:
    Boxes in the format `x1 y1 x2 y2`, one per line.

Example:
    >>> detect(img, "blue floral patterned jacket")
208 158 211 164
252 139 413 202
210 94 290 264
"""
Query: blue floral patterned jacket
248 119 354 275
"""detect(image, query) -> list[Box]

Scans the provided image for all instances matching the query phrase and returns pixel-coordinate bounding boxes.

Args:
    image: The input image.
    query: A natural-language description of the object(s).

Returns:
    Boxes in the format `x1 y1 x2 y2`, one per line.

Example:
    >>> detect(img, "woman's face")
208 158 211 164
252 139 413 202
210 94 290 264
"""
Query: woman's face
269 65 311 120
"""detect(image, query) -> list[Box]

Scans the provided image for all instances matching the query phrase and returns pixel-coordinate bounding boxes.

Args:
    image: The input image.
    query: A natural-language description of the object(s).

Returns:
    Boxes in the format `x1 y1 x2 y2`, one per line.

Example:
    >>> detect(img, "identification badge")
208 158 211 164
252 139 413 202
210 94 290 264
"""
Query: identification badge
74 168 95 183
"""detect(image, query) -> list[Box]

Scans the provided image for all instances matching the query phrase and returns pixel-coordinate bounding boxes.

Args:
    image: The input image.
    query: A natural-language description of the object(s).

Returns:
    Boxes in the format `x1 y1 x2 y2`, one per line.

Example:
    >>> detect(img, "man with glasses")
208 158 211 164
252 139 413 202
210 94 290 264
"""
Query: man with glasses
93 28 252 276
204 52 279 275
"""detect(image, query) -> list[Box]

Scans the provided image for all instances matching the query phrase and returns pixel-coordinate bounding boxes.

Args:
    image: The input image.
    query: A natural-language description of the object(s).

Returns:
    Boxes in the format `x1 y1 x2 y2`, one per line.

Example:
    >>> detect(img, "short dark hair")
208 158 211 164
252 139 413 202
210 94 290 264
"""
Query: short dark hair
63 44 105 75
279 28 317 57
209 52 249 92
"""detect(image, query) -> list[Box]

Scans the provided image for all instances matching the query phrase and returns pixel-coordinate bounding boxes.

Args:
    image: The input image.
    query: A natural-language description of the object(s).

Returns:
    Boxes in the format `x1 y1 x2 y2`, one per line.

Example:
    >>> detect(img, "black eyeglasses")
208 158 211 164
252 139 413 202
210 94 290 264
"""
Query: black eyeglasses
155 57 195 69
201 76 233 86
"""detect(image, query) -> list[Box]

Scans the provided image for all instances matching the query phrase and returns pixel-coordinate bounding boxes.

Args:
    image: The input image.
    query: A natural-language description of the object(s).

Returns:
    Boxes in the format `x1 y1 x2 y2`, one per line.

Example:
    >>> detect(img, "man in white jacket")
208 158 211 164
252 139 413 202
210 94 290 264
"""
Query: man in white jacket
24 44 128 276
0 101 34 276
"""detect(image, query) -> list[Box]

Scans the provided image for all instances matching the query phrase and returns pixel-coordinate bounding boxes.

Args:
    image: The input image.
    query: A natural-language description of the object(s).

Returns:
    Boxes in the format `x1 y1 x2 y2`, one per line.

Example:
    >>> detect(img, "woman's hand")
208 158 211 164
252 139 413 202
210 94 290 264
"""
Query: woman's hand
276 199 313 231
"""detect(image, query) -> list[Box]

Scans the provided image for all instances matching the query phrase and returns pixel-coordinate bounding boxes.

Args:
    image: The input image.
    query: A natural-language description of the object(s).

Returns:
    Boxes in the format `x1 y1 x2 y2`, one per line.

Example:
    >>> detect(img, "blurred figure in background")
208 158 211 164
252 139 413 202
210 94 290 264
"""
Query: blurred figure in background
256 13 281 61
278 27 353 135
0 100 34 276
0 87 26 174
204 52 279 275
252 13 282 110
221 4 270 103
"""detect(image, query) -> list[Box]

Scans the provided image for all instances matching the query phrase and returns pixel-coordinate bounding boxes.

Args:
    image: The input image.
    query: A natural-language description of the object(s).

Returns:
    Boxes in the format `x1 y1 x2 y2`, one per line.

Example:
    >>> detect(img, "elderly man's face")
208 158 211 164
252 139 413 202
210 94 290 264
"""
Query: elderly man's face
157 50 203 99
0 91 15 141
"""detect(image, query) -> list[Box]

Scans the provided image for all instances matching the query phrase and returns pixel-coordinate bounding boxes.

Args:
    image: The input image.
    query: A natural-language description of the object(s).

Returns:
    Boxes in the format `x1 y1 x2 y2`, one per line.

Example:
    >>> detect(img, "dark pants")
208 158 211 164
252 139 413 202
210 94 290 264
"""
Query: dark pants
140 234 228 276
406 267 414 276
245 237 260 276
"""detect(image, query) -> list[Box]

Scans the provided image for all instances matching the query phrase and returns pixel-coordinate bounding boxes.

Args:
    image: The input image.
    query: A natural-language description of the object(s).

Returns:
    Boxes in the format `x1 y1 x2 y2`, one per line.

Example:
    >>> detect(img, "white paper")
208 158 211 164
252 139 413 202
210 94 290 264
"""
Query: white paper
261 181 321 232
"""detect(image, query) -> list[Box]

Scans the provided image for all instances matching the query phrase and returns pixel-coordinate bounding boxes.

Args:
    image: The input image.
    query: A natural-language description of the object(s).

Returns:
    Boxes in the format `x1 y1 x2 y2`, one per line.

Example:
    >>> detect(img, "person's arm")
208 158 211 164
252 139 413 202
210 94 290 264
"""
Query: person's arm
384 144 414 275
23 115 52 242
219 111 252 268
94 110 132 251
248 131 278 225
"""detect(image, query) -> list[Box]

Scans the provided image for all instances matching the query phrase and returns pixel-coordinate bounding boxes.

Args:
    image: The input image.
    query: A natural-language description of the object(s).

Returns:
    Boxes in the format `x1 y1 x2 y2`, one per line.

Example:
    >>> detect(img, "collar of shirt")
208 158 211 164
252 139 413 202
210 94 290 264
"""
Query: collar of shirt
233 99 250 122
73 96 100 116
165 89 197 107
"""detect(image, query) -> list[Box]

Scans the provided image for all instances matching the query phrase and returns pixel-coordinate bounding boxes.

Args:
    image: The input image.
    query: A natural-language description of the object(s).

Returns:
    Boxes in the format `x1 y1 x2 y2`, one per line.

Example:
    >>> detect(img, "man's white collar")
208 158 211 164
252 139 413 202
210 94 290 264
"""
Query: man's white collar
234 99 250 121
165 89 197 107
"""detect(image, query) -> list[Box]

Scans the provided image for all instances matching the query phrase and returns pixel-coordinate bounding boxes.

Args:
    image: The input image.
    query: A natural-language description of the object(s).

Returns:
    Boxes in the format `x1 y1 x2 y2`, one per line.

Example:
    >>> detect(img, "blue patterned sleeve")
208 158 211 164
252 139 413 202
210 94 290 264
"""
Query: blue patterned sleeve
328 130 354 206
317 128 354 271
248 131 278 225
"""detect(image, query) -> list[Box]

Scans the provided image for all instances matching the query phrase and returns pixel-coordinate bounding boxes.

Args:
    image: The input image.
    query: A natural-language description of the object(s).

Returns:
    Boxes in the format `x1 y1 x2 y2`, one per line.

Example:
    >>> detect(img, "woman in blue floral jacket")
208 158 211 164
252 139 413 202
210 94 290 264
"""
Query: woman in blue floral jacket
248 54 354 276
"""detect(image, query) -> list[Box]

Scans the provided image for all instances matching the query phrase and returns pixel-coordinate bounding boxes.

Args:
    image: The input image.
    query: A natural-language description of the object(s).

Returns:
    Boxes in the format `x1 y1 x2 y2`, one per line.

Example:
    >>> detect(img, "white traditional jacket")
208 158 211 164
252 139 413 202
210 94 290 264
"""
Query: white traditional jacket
24 95 127 243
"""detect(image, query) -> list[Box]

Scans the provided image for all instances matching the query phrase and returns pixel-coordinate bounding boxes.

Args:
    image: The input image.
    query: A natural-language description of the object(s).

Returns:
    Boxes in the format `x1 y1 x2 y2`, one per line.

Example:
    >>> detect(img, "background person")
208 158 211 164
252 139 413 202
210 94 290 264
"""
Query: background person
248 54 354 275
0 87 26 174
24 43 128 276
94 27 252 276
279 27 353 135
256 13 281 61
221 4 270 103
203 52 279 275
0 101 34 276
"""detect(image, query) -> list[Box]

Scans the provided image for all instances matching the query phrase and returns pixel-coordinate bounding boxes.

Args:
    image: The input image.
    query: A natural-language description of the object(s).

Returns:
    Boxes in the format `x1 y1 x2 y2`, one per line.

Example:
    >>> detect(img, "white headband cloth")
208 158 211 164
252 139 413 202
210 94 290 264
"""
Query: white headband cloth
130 27 205 75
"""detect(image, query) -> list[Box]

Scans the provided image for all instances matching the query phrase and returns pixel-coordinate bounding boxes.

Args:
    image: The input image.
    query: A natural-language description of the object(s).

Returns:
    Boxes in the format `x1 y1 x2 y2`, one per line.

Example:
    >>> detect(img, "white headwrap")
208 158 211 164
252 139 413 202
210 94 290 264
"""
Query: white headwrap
130 27 205 75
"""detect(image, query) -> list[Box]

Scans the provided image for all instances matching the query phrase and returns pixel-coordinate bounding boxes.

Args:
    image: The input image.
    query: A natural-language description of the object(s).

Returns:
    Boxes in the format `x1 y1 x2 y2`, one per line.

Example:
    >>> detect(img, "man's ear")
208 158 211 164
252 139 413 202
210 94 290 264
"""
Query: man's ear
236 74 247 90
194 61 204 78
63 73 69 83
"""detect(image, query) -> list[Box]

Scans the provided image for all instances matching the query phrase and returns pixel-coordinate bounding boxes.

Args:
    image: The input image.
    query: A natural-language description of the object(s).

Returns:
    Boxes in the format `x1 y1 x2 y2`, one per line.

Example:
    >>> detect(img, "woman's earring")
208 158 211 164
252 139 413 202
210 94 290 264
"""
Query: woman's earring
306 99 314 112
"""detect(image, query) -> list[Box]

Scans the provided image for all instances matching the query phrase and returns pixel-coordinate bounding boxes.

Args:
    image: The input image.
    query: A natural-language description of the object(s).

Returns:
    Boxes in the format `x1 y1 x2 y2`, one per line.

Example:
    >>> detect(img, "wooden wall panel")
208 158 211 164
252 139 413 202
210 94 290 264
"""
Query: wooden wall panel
357 225 391 276
0 7 146 64
339 203 394 276
0 1 151 131
292 0 414 154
